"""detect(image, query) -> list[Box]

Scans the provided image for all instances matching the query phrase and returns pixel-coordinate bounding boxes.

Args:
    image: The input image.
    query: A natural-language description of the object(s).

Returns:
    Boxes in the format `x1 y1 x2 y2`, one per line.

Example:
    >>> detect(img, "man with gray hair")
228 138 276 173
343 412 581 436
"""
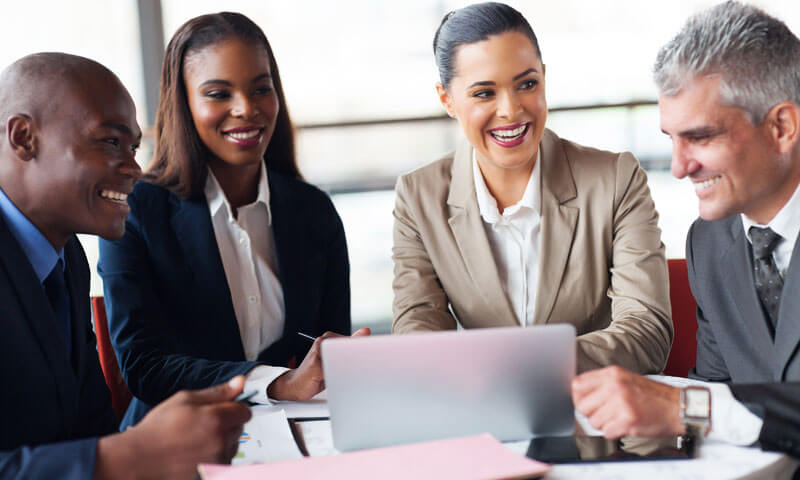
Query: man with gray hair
573 1 800 457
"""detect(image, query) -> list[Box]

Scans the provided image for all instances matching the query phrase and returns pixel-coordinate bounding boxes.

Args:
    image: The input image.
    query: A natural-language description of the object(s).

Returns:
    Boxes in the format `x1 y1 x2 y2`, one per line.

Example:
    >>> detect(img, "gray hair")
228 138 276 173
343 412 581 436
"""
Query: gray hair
654 1 800 124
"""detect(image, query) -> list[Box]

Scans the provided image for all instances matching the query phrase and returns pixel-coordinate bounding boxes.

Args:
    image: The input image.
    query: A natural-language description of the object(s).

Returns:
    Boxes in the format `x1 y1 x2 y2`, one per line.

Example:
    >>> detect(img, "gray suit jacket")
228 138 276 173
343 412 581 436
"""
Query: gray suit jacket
392 129 673 374
687 215 800 457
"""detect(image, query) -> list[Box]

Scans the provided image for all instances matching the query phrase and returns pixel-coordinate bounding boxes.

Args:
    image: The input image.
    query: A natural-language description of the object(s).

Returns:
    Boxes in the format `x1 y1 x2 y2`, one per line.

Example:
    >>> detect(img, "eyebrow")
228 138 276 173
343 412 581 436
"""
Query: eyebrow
466 68 539 89
198 73 271 88
102 122 142 142
662 126 723 138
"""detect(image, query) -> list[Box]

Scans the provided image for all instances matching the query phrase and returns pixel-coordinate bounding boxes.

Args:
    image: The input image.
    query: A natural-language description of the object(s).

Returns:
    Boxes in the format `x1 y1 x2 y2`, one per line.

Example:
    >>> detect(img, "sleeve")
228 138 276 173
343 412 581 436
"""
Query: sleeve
575 153 673 374
391 175 458 333
705 382 763 445
0 438 98 480
729 383 800 457
319 199 351 335
97 205 259 407
245 365 289 404
686 221 732 382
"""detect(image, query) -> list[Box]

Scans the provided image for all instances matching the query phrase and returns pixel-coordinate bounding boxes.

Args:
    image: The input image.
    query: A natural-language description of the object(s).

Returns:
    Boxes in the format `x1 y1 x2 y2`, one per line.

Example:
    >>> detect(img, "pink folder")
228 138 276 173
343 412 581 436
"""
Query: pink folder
199 433 550 480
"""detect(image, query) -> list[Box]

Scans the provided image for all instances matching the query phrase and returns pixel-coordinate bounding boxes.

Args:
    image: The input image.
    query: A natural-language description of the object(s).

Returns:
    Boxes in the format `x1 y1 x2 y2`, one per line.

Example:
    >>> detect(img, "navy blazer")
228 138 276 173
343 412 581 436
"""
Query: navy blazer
98 169 351 427
0 219 116 479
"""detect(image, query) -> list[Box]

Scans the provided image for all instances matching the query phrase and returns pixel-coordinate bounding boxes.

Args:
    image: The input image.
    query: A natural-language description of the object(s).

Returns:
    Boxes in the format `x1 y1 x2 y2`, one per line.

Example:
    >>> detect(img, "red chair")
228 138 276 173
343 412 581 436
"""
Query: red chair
663 259 699 377
91 296 132 423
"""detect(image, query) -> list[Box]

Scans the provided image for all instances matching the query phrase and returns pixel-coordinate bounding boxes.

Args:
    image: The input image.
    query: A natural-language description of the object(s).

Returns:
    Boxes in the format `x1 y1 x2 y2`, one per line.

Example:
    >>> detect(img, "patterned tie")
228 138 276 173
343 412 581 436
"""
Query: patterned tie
749 226 783 334
43 259 72 358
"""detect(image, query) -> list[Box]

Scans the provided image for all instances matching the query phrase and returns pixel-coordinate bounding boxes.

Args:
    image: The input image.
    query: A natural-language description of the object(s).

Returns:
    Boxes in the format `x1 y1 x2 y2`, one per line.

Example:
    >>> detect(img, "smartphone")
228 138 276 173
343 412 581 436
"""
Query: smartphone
526 435 696 464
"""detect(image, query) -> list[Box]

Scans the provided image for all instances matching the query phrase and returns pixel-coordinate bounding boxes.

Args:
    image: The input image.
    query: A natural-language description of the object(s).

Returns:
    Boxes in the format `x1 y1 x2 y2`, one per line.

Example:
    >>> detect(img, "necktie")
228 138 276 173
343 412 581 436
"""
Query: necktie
749 226 783 335
43 259 72 358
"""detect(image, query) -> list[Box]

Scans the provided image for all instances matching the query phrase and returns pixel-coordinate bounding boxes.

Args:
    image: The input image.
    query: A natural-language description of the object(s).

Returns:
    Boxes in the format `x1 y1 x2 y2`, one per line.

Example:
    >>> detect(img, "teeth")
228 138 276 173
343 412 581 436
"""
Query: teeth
226 130 260 140
490 124 526 140
100 189 128 202
694 176 721 191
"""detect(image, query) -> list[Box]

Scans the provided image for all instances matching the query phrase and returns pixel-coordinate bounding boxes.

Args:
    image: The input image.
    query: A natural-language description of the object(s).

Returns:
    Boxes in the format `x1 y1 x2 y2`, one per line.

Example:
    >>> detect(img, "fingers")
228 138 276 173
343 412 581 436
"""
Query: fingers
352 327 371 337
184 375 245 405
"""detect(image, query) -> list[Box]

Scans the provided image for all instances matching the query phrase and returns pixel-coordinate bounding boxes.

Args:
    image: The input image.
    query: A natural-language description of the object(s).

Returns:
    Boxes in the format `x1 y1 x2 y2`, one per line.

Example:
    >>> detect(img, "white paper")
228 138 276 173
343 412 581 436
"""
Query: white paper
233 409 303 465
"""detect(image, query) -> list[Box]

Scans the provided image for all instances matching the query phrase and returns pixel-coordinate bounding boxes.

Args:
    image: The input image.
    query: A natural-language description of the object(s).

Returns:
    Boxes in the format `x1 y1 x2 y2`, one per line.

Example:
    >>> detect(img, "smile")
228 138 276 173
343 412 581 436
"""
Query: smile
223 126 264 147
99 189 128 204
488 123 529 147
693 175 721 191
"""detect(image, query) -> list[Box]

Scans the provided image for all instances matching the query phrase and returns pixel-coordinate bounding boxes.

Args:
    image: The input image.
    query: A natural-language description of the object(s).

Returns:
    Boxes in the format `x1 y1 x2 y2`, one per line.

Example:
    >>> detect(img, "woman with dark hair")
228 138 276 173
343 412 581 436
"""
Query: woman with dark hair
393 2 672 374
99 12 367 428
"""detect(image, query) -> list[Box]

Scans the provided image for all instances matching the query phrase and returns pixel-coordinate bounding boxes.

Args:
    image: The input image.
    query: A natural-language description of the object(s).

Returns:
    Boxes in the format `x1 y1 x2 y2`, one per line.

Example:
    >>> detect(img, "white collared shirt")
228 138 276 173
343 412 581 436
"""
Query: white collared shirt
473 150 541 326
741 180 800 276
204 165 287 403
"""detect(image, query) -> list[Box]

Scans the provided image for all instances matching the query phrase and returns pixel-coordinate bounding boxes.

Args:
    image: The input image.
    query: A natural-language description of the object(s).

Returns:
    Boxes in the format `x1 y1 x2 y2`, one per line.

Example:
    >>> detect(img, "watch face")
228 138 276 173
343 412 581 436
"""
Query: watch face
685 389 710 418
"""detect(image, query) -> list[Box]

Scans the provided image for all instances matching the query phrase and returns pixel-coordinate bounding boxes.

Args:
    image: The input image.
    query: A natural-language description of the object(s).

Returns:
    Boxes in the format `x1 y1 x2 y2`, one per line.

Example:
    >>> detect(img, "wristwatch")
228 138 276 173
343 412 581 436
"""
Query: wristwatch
680 386 711 440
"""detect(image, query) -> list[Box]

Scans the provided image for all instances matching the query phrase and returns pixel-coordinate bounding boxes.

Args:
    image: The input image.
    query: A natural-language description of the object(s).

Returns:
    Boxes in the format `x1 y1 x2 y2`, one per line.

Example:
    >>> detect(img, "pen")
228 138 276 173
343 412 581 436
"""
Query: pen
234 390 258 403
297 332 317 342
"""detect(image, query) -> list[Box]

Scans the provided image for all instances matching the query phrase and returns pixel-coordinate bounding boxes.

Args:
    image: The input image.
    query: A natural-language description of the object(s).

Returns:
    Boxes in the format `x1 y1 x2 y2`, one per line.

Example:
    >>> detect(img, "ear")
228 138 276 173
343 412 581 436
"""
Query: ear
766 101 800 154
6 114 37 161
435 82 456 118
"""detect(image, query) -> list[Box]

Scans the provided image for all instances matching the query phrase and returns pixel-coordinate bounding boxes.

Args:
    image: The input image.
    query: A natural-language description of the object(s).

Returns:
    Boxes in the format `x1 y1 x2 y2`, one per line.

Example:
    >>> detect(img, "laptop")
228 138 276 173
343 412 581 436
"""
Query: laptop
322 324 576 451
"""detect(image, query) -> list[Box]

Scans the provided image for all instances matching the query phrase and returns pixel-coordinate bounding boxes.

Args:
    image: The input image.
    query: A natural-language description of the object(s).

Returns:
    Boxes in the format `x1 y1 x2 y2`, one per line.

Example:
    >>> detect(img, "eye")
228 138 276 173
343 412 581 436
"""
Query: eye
519 79 538 90
254 85 273 95
472 89 494 99
204 89 231 100
103 137 120 147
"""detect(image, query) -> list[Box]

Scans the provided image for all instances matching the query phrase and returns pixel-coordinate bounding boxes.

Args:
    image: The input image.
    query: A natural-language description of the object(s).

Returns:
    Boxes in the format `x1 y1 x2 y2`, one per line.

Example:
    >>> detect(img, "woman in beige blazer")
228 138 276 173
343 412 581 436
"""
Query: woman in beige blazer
392 2 672 374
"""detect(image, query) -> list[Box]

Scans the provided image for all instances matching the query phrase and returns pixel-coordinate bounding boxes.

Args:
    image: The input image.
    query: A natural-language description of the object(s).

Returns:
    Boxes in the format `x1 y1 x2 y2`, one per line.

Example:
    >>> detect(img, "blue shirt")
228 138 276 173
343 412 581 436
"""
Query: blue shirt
0 187 64 283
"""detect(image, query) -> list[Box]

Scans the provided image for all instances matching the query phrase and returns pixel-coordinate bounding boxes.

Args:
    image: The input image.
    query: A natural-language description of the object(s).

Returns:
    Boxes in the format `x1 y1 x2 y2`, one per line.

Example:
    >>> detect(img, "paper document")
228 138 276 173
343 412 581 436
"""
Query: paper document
233 409 303 465
254 390 330 419
200 433 550 480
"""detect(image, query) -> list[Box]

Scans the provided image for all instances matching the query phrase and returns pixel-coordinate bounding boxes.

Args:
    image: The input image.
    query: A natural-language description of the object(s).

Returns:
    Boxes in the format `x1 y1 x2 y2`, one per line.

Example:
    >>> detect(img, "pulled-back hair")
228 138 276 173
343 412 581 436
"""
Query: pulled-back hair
654 1 800 124
433 2 541 89
146 11 299 200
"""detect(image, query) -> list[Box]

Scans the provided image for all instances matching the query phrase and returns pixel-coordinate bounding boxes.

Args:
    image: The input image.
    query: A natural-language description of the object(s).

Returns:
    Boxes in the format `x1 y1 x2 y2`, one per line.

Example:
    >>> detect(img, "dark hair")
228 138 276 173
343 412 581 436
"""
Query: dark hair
433 2 541 89
146 11 299 200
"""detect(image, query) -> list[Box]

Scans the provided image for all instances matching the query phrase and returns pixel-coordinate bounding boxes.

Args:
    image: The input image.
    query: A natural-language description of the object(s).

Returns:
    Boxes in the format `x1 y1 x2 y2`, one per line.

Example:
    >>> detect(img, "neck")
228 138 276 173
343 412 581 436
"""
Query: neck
476 157 535 214
209 160 262 212
0 179 67 251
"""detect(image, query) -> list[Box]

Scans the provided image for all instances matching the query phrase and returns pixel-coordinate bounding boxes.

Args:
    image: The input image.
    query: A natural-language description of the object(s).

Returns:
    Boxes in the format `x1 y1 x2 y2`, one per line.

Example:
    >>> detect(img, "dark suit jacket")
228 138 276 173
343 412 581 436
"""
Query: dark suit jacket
98 169 350 428
687 216 800 457
0 219 116 479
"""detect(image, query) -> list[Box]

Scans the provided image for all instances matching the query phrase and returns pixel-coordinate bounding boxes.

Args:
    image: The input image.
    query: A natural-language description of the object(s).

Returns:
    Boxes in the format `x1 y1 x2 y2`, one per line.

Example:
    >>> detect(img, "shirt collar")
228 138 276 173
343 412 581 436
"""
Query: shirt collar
204 164 272 225
741 180 800 245
472 148 541 224
0 186 63 283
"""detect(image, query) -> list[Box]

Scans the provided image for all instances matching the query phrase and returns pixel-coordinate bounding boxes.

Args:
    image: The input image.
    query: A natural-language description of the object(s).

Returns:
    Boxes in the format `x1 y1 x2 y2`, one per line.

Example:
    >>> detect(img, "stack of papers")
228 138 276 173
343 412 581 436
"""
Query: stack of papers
201 433 550 480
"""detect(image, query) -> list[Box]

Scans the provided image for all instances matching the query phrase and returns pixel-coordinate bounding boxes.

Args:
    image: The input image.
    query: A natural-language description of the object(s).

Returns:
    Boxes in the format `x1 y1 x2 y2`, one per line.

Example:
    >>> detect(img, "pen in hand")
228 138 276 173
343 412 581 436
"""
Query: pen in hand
297 332 317 342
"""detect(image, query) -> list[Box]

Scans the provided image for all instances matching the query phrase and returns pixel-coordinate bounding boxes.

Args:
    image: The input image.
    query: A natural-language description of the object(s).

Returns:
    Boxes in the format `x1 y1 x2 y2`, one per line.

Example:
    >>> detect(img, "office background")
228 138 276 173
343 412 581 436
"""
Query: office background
1 0 798 334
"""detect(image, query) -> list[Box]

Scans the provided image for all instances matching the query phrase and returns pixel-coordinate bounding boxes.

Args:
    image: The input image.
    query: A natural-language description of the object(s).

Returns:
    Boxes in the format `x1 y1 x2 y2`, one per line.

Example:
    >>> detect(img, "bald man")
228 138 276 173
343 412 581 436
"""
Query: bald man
0 53 251 479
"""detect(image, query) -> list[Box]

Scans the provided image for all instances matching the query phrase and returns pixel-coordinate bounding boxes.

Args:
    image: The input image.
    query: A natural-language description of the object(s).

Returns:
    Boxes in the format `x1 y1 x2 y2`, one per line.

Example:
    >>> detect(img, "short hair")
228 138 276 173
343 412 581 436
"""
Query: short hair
147 12 299 200
654 1 800 124
433 2 541 89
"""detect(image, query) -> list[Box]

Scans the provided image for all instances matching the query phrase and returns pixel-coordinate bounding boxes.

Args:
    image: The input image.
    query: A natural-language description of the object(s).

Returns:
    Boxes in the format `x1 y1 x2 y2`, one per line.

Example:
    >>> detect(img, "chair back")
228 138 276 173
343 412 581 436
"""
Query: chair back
663 259 699 377
91 296 132 422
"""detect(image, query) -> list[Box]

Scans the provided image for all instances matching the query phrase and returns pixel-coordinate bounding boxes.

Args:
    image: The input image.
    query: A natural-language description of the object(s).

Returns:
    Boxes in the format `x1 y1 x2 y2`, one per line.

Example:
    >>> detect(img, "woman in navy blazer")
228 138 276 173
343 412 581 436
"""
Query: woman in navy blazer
98 12 363 428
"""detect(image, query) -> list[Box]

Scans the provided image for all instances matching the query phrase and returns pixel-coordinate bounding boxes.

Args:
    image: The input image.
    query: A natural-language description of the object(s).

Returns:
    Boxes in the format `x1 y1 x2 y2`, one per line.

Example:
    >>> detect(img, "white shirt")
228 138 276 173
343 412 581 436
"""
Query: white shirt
205 166 288 403
741 180 800 276
473 150 541 326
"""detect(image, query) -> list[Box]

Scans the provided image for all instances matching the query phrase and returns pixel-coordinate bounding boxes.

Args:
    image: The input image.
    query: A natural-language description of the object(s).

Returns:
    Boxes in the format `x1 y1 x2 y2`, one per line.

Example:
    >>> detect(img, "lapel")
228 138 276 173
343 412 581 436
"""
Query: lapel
446 139 517 326
722 219 776 365
169 194 246 359
533 129 578 324
0 217 79 432
268 172 302 339
776 231 800 378
64 237 90 380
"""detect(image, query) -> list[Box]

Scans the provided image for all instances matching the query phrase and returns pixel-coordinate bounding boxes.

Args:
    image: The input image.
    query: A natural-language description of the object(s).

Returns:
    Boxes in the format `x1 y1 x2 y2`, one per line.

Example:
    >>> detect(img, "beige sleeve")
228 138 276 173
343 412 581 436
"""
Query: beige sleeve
391 175 457 333
576 152 674 374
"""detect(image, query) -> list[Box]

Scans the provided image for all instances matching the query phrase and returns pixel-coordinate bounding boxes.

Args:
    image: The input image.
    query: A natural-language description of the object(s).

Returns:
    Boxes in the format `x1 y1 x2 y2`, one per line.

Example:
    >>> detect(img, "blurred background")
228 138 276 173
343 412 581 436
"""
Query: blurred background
2 0 798 334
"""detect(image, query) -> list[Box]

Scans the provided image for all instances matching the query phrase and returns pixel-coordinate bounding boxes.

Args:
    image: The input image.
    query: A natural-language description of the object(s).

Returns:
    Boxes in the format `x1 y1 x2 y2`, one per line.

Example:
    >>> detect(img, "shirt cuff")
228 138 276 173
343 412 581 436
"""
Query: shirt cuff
244 365 290 404
706 382 763 445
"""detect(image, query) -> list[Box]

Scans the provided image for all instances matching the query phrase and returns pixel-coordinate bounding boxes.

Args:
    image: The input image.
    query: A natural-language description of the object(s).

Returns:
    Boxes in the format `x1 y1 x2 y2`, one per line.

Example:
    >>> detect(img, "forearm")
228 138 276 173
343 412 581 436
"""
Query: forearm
0 439 99 480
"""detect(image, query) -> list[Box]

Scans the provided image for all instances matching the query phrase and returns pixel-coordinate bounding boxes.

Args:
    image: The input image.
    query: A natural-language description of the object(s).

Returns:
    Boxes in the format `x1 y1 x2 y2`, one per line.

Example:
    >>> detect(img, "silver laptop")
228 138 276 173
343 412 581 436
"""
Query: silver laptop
322 325 576 451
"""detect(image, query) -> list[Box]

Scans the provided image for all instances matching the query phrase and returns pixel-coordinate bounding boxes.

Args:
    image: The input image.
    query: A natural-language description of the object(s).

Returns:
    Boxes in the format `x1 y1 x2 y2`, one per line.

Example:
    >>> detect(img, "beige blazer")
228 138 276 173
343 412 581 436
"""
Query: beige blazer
392 129 672 374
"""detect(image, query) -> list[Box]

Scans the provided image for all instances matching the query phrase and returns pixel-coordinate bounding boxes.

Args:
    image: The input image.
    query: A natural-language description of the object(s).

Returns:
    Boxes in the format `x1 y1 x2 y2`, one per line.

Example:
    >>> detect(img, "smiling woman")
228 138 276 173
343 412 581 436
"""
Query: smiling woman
97 12 367 430
392 2 673 375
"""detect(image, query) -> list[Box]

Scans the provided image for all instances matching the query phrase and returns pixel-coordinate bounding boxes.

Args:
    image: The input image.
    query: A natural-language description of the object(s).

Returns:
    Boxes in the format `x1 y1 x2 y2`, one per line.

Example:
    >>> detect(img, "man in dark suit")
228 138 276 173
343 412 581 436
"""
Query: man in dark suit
572 1 800 457
0 52 251 479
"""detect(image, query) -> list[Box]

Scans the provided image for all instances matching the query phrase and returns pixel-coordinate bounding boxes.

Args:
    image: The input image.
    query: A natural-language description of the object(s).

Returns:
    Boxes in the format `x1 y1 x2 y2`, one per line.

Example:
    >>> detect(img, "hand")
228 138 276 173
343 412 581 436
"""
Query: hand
571 366 684 439
268 328 371 401
95 376 252 480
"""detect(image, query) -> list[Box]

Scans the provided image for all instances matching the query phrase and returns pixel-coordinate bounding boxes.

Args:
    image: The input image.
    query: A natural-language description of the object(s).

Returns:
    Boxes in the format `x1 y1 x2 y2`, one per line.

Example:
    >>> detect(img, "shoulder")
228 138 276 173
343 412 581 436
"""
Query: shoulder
549 130 639 177
688 216 740 255
128 180 176 210
395 151 455 202
269 170 334 208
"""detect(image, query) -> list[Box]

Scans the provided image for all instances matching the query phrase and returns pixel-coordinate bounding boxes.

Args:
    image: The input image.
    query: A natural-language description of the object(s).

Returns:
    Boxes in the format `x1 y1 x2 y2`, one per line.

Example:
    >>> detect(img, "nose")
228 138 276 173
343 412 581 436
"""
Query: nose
120 149 142 181
231 93 258 119
496 91 522 120
670 139 700 179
